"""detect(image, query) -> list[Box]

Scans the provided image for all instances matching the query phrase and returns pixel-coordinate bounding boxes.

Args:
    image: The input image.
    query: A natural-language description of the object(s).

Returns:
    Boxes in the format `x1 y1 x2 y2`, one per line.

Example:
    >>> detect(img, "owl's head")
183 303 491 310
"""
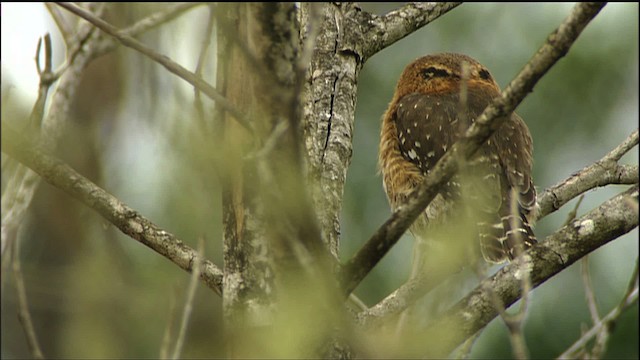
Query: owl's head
393 53 500 100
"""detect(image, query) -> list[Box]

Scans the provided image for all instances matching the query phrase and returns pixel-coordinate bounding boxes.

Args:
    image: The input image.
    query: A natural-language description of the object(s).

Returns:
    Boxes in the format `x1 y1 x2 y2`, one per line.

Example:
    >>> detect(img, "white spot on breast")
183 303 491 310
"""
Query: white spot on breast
427 151 435 157
415 141 421 148
407 128 411 134
426 114 430 120
439 125 442 131
407 149 418 159
443 144 448 152
426 134 431 140
414 104 419 109
413 122 418 127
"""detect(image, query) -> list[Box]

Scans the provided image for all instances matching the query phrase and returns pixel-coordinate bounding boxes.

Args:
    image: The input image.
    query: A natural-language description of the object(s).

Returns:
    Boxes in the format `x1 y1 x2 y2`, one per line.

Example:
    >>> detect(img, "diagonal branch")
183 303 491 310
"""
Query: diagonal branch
559 258 639 359
340 2 607 297
55 2 252 132
418 184 639 357
92 3 204 58
1 121 224 296
538 129 639 219
361 2 461 60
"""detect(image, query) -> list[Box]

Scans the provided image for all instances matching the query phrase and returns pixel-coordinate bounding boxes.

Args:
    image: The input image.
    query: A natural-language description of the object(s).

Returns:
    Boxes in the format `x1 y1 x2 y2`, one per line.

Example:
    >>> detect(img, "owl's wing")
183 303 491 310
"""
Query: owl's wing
393 92 536 263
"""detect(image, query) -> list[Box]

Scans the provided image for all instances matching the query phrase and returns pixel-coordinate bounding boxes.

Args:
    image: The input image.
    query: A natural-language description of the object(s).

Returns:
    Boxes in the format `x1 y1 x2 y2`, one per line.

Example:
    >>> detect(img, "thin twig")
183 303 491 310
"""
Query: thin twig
12 236 44 359
28 33 54 131
159 287 179 360
582 256 600 324
558 259 639 359
45 2 74 45
341 2 607 297
92 3 205 58
172 237 205 360
193 4 216 129
538 129 639 219
2 33 58 260
56 2 253 132
123 3 204 38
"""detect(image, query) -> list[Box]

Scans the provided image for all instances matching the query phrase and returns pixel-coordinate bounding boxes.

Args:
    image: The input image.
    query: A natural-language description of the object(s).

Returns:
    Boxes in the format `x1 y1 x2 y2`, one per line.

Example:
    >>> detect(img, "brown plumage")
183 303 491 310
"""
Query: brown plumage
379 53 537 264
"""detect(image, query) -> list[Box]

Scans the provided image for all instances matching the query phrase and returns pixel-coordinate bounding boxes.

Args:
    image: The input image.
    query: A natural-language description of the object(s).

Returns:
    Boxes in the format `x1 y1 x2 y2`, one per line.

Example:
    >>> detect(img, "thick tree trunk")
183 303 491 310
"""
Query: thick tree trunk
217 3 342 357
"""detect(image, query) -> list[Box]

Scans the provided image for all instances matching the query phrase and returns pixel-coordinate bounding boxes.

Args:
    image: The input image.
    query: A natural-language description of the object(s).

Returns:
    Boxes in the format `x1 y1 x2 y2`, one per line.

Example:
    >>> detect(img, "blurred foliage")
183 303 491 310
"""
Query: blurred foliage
1 2 638 359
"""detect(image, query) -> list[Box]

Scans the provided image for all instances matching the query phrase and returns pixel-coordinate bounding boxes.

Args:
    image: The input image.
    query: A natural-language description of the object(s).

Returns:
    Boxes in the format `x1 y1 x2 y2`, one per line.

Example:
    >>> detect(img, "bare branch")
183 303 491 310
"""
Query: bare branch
159 289 178 360
559 259 639 359
92 3 205 58
340 2 607 297
172 237 205 360
12 237 44 359
30 33 54 130
56 2 253 132
538 129 639 219
122 3 204 38
45 2 74 45
1 122 224 296
193 4 216 127
2 33 59 259
361 2 461 60
582 256 601 324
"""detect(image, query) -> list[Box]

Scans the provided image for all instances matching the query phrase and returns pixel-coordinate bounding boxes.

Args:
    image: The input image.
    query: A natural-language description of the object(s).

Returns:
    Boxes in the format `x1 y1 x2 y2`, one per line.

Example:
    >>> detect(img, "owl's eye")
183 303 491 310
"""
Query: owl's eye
479 69 492 80
421 67 449 79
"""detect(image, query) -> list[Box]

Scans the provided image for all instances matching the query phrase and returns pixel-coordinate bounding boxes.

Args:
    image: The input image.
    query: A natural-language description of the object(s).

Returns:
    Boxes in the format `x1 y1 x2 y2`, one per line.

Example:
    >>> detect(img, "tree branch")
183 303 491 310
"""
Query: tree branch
538 129 639 219
55 2 252 132
418 184 638 357
1 121 224 296
92 3 205 58
361 2 461 60
559 258 639 359
340 2 607 296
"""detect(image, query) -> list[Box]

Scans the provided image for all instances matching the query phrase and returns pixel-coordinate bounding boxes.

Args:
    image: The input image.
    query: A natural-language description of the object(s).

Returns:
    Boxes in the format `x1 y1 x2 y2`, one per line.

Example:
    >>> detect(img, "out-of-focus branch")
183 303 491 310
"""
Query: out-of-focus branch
56 2 252 132
92 3 204 58
193 4 216 128
12 237 44 359
340 2 607 297
172 238 205 360
2 33 57 259
538 129 639 219
45 3 74 45
559 258 639 359
1 122 224 296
